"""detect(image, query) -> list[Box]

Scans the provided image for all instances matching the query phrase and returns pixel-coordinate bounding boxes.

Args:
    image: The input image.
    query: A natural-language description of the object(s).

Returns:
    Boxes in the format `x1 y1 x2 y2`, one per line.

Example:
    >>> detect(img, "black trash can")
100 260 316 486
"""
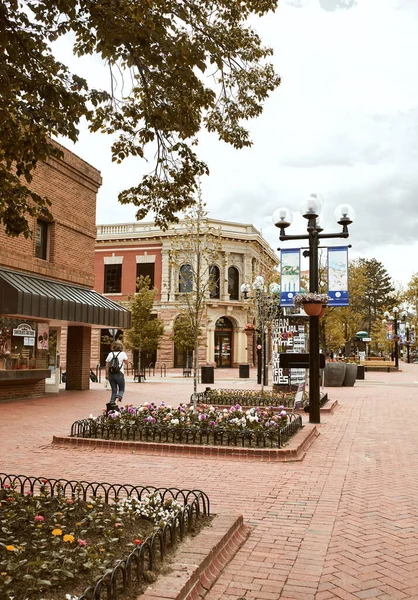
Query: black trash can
356 365 365 380
201 365 214 384
239 364 250 378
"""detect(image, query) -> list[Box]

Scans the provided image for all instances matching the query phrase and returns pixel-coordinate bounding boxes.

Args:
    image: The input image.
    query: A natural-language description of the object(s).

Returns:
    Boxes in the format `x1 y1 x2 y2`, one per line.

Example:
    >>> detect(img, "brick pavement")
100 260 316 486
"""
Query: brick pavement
2 364 418 599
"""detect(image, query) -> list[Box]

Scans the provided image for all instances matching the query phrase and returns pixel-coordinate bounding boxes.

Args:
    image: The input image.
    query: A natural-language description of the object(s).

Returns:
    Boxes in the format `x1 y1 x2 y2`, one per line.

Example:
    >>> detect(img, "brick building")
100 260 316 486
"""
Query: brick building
0 142 130 400
93 220 279 370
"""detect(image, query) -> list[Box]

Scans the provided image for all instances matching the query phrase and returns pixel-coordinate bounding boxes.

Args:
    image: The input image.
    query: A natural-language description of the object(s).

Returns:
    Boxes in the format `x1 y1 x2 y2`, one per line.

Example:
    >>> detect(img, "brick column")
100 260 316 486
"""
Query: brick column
66 326 91 390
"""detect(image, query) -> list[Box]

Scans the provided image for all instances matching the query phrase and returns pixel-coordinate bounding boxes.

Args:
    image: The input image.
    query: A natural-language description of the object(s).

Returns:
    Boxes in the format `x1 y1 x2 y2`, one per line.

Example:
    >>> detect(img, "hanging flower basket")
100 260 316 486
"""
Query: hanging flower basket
303 303 323 316
318 306 327 319
294 293 330 316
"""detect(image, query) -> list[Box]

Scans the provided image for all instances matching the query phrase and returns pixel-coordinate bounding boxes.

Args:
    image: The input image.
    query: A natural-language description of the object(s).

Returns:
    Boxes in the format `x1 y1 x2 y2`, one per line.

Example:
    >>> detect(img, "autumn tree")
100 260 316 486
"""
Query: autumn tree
321 260 368 353
124 276 164 371
169 195 223 394
404 273 418 319
1 0 280 237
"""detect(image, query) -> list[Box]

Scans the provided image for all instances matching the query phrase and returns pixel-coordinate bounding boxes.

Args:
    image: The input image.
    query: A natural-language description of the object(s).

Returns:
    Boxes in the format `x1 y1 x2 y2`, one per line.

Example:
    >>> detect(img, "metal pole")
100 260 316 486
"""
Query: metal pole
394 317 399 370
407 326 410 364
308 221 321 424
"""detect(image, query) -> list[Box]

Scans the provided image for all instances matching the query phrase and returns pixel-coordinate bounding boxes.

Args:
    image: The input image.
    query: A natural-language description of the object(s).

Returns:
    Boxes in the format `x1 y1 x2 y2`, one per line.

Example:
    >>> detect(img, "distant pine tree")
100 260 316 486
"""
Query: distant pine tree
359 259 395 333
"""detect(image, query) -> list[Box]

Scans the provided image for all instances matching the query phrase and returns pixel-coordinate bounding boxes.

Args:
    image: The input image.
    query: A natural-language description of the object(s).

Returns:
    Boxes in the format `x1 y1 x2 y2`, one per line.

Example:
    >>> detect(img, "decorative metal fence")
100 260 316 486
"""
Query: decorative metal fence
0 473 210 600
70 414 303 448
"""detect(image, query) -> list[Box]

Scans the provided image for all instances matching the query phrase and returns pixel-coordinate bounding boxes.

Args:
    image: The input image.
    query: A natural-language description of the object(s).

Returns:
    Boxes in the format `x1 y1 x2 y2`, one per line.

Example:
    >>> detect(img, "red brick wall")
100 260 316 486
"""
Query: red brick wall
65 326 91 390
0 380 46 401
0 142 102 288
94 245 163 300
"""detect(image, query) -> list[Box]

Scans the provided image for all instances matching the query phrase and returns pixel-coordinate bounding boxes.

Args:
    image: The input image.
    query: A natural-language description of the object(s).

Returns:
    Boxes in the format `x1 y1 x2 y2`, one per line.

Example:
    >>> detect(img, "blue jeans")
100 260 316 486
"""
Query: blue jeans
108 372 125 404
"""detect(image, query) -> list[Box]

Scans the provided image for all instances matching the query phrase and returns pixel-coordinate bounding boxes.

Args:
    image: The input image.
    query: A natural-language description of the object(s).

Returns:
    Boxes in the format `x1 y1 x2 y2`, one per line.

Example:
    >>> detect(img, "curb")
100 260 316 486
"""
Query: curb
137 513 249 600
52 424 319 462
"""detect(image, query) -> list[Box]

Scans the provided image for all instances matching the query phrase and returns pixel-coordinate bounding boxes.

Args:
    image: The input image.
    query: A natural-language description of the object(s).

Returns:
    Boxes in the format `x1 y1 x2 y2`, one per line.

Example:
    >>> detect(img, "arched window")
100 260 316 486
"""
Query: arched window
179 264 193 293
209 265 220 299
228 266 239 300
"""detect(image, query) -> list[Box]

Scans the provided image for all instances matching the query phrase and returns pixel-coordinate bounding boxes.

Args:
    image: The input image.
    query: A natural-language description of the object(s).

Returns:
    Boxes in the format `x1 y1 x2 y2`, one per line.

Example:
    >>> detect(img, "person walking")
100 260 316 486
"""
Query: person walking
105 341 128 410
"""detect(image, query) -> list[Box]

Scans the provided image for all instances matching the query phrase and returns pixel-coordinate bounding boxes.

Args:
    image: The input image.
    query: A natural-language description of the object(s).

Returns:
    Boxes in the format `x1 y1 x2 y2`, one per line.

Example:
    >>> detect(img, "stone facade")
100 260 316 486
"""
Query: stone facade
93 220 280 369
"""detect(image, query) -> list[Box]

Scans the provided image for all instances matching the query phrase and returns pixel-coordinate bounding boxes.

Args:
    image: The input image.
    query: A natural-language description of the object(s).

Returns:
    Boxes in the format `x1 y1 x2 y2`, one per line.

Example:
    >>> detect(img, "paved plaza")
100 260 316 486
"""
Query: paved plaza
2 364 418 599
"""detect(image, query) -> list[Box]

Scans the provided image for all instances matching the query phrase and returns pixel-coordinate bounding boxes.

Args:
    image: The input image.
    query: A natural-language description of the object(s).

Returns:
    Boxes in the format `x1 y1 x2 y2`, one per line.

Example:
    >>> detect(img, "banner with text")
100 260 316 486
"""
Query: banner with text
280 249 301 306
328 246 349 306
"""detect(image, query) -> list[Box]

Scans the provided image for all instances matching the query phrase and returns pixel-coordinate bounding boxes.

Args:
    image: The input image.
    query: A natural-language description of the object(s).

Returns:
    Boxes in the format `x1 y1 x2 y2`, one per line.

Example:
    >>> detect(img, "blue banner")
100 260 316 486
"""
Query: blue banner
280 249 300 306
328 246 349 306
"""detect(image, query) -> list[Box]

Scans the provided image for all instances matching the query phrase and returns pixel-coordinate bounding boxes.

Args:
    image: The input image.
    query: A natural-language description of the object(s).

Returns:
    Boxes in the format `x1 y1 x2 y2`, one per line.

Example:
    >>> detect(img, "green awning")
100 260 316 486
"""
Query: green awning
0 269 131 329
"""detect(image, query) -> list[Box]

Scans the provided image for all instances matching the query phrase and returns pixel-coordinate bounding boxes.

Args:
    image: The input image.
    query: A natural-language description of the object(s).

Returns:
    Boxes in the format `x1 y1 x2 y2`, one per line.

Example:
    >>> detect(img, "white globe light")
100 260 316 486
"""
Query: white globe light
300 193 324 219
272 207 293 229
334 203 355 225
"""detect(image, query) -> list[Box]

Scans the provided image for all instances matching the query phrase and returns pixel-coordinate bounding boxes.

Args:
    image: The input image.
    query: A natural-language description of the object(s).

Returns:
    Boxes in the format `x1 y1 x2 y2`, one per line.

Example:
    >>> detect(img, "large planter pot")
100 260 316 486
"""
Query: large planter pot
303 303 322 316
323 362 346 387
343 363 357 386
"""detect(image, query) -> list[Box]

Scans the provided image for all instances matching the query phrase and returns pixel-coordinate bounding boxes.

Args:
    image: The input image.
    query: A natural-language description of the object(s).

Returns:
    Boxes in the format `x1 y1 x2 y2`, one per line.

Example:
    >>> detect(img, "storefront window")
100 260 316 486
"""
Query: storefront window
0 318 49 371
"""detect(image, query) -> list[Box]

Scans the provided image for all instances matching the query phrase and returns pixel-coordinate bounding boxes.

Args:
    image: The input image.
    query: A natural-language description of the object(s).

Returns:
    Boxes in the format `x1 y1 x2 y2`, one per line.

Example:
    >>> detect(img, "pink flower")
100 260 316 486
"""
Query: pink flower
115 523 123 528
66 499 74 505
3 484 11 489
34 515 44 522
77 539 87 547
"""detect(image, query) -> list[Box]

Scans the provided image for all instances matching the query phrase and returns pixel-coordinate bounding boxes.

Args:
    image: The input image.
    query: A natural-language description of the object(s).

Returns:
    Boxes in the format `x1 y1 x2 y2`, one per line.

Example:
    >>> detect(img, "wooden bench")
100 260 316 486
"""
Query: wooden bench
363 361 397 372
364 356 390 362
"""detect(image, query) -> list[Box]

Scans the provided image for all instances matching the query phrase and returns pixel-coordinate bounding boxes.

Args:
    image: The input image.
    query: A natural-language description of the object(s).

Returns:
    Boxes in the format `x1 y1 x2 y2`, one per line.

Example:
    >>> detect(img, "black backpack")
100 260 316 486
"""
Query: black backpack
108 351 121 374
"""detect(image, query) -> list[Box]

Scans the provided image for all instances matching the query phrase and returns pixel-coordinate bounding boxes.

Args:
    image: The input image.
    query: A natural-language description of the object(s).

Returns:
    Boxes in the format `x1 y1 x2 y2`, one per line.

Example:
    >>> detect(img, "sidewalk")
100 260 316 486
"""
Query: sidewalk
2 364 418 599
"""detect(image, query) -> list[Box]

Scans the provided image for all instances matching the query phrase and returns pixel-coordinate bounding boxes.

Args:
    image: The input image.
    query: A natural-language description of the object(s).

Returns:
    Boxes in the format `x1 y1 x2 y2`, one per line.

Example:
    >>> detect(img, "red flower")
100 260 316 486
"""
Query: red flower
41 479 48 484
133 539 142 545
7 497 13 502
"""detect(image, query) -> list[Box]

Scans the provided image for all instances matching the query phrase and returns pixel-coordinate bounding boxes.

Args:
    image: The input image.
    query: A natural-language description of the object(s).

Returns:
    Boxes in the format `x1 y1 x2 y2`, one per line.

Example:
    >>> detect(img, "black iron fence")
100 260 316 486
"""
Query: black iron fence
70 415 302 448
0 473 210 600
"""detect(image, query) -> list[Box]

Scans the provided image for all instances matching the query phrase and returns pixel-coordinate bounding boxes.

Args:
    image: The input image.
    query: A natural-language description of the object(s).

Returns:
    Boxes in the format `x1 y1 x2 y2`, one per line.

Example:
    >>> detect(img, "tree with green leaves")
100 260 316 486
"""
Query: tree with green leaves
1 0 280 237
169 194 223 394
359 258 395 333
171 312 201 369
124 276 164 372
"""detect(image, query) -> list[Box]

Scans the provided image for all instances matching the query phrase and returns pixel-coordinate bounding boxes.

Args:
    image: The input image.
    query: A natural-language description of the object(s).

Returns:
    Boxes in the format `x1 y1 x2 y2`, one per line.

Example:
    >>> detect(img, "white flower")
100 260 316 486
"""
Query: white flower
171 418 180 425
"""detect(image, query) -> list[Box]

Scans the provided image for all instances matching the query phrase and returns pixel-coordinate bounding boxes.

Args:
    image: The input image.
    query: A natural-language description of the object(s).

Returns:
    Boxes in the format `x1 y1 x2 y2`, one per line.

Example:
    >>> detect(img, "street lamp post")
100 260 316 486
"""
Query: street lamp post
405 322 412 364
273 195 355 424
240 277 281 390
382 308 406 369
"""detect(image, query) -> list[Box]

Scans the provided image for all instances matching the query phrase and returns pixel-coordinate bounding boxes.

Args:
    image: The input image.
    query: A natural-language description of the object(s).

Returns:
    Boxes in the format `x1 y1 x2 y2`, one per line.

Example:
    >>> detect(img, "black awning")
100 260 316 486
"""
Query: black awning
0 269 131 329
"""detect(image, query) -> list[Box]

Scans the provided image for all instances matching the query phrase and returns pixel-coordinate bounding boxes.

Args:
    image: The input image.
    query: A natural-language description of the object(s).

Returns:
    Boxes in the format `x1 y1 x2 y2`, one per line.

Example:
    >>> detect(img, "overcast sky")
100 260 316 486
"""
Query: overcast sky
55 0 418 288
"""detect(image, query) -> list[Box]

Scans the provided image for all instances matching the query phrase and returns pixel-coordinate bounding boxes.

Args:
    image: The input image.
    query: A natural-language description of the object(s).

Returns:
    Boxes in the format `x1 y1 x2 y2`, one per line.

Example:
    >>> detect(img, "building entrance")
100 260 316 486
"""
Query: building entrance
214 317 233 367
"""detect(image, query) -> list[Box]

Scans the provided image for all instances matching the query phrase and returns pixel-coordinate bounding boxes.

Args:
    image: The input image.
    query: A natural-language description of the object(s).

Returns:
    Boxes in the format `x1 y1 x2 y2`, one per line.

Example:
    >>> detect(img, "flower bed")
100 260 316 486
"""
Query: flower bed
70 403 302 449
0 474 209 600
203 388 302 408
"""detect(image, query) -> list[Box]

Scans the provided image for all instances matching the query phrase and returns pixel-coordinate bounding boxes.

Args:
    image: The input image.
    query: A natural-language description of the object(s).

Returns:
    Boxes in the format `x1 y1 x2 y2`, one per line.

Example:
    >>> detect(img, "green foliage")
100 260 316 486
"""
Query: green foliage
171 312 199 354
1 0 280 236
359 258 395 332
124 276 164 356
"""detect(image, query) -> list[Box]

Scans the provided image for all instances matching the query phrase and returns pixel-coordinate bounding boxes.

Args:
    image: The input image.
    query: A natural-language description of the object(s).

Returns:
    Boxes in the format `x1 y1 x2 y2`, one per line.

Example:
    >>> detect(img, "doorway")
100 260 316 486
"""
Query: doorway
45 328 60 393
214 317 233 367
